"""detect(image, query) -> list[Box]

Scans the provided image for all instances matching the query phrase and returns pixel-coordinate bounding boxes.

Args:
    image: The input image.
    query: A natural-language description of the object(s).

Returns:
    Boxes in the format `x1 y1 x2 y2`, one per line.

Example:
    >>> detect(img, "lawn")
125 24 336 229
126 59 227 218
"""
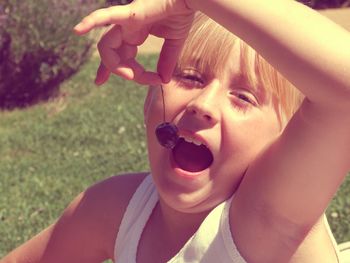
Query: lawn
0 54 349 259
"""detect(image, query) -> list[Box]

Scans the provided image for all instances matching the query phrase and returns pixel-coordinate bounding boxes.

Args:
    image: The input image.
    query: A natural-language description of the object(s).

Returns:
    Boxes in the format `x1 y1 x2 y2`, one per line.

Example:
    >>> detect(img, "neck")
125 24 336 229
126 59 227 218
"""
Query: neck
155 199 210 247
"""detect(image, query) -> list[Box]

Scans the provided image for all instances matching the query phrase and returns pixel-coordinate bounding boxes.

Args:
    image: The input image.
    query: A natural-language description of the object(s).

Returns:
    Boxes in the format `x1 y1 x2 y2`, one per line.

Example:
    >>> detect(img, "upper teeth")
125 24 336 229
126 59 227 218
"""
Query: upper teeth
181 136 203 146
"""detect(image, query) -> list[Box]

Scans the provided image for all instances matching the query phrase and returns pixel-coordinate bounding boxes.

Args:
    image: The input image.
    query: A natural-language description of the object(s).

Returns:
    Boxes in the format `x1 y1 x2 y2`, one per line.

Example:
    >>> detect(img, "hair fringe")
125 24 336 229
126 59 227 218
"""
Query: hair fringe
177 13 304 122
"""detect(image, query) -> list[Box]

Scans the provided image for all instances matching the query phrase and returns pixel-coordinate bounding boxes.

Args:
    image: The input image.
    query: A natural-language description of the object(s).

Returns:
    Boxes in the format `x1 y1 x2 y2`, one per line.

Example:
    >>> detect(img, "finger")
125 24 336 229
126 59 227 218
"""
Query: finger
122 26 149 46
97 25 122 72
109 43 160 85
73 4 137 35
113 66 134 80
157 38 186 83
107 43 137 80
131 59 162 86
114 59 162 85
95 62 111 86
118 43 138 61
95 43 137 86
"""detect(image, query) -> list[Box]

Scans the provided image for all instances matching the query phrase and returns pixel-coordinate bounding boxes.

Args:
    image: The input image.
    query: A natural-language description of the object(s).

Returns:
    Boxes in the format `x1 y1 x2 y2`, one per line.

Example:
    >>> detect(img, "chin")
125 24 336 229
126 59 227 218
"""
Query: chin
153 168 233 215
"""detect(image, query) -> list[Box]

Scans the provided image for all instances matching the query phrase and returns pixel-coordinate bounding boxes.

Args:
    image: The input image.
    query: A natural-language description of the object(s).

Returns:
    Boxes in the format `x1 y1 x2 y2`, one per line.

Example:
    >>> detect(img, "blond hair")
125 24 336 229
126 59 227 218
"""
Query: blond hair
177 13 304 122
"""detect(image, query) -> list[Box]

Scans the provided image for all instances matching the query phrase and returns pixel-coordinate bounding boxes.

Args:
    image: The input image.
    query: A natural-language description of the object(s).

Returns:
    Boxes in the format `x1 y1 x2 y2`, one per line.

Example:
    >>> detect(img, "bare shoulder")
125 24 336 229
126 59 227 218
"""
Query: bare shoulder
85 172 149 218
1 172 148 263
75 172 149 257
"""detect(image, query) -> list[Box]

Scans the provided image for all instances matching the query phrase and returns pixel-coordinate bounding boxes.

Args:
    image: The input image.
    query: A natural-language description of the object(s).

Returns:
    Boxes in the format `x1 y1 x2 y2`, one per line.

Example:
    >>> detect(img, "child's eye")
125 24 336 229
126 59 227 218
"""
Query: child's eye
230 90 258 106
175 69 205 88
237 93 253 104
182 74 203 84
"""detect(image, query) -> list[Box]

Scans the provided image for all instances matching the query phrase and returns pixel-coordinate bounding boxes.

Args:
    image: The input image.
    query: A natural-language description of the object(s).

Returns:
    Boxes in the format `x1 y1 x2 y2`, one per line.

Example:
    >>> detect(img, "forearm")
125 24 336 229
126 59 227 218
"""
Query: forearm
188 0 350 107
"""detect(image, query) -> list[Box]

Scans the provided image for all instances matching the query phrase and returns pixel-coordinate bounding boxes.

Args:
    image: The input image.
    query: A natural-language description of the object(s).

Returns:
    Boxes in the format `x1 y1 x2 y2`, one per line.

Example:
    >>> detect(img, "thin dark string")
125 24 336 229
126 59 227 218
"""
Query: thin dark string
160 84 166 122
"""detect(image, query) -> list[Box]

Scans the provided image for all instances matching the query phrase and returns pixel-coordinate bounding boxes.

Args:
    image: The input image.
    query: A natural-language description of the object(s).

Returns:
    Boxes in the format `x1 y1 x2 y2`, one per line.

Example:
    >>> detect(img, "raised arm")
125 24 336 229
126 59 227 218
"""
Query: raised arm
186 0 350 261
189 0 350 108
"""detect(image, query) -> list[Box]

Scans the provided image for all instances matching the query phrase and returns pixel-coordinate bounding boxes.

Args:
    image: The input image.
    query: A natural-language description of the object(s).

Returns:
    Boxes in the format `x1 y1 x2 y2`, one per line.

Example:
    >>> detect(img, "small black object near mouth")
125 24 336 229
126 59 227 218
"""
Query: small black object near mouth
155 122 179 149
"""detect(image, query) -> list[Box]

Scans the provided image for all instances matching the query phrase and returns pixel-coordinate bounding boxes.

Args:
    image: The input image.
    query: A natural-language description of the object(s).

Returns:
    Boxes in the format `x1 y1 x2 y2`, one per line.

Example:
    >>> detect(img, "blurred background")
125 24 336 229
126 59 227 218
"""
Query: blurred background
0 0 349 260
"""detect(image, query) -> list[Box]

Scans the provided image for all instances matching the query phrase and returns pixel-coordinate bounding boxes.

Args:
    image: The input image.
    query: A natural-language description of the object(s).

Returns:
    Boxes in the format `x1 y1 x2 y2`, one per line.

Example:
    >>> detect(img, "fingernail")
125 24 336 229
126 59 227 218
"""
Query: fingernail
94 78 102 86
73 22 84 31
160 75 170 84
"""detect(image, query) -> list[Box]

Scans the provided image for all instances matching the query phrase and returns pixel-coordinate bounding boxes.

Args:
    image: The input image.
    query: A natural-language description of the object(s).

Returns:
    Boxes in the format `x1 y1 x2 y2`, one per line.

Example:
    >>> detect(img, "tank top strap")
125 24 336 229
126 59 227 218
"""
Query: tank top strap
168 196 247 263
323 215 341 262
114 175 158 263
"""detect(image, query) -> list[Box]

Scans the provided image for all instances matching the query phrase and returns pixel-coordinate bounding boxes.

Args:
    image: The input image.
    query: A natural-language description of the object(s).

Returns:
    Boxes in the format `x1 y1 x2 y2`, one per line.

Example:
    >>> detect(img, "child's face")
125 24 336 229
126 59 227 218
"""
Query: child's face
144 44 282 214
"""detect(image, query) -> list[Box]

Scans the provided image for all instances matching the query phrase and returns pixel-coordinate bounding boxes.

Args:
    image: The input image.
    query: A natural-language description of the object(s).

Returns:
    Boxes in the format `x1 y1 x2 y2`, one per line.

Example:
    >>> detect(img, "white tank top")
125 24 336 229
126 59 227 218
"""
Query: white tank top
114 175 340 263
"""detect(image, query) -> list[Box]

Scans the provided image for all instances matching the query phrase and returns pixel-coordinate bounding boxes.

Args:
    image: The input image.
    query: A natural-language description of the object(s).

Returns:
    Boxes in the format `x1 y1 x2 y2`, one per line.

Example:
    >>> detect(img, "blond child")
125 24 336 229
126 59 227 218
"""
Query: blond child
2 0 350 262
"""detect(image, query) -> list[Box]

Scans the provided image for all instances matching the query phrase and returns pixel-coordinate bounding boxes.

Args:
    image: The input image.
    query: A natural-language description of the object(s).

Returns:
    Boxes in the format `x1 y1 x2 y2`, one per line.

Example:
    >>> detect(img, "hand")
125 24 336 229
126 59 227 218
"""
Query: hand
74 0 195 85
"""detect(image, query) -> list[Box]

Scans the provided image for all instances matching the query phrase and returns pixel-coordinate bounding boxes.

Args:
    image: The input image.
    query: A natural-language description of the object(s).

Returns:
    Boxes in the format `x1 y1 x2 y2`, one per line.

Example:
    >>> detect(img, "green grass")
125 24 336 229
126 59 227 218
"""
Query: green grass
0 54 349 260
0 54 157 259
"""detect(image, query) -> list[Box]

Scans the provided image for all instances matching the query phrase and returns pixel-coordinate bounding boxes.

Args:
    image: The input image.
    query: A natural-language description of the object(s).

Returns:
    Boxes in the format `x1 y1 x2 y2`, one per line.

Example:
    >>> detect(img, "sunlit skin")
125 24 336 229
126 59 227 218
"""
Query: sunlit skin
2 0 350 262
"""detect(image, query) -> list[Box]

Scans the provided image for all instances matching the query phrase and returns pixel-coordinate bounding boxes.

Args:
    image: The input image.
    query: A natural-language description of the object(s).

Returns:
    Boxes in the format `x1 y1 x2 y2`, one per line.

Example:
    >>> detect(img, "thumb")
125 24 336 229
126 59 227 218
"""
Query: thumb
157 38 186 83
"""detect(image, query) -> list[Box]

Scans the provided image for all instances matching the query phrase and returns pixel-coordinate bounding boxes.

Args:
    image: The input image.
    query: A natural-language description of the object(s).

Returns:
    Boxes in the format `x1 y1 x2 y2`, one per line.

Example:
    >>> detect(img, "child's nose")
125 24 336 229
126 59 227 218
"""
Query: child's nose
185 82 221 124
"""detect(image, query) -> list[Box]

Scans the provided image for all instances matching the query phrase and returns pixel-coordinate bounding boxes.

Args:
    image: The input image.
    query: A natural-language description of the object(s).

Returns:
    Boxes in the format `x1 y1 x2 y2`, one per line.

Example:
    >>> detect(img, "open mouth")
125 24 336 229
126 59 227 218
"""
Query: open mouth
172 137 214 173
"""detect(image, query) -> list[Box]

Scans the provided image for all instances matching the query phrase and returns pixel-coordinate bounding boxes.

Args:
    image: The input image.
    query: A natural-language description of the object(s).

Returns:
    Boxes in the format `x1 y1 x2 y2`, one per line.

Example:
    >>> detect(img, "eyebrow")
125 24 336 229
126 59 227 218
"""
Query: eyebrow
177 58 216 79
230 72 253 89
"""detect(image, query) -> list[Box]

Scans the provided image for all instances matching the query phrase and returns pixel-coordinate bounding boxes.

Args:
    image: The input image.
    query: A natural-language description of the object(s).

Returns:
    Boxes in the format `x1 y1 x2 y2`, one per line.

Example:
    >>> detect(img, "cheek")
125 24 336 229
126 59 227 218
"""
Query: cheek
144 91 163 127
222 112 280 159
161 82 202 122
143 90 153 117
145 86 188 126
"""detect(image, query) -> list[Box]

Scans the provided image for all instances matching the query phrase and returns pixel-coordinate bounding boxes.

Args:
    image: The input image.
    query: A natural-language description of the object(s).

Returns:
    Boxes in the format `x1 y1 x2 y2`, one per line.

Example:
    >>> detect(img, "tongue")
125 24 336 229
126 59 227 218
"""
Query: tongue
172 138 213 173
